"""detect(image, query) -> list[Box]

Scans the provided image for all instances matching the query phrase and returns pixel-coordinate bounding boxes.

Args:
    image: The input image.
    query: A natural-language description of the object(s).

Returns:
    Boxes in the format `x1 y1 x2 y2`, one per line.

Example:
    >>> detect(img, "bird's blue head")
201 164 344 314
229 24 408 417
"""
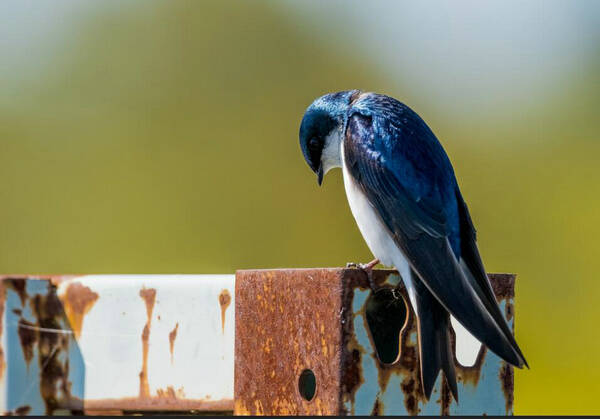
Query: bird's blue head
299 90 359 185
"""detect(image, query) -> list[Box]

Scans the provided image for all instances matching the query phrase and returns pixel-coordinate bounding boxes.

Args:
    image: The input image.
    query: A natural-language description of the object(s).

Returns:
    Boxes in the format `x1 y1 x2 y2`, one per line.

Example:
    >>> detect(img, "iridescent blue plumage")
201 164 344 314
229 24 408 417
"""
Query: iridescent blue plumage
347 94 462 256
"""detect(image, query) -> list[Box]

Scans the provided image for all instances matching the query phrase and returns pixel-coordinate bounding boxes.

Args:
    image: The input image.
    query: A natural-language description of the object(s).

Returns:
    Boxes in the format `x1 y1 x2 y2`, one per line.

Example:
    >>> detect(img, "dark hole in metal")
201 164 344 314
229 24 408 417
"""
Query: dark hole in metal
298 369 317 401
365 287 408 364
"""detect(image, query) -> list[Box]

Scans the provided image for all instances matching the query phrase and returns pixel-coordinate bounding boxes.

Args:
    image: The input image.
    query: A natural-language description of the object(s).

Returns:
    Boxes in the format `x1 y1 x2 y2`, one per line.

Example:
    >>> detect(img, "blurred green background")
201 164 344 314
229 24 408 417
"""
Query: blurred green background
1 0 598 414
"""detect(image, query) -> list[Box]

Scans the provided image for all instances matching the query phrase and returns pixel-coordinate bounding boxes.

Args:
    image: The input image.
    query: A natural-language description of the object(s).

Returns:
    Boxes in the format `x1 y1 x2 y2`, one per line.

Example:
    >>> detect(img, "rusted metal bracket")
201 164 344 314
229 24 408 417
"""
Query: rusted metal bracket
234 268 515 416
0 275 235 415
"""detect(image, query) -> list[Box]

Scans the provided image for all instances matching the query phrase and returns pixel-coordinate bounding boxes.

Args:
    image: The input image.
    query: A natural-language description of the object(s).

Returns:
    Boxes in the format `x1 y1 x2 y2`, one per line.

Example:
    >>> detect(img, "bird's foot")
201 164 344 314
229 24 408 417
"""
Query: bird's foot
346 259 380 291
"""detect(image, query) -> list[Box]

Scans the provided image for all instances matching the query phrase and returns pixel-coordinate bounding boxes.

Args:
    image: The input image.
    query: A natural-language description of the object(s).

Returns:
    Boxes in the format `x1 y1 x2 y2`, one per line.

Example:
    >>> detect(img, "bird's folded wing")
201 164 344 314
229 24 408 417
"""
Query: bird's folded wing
344 111 526 367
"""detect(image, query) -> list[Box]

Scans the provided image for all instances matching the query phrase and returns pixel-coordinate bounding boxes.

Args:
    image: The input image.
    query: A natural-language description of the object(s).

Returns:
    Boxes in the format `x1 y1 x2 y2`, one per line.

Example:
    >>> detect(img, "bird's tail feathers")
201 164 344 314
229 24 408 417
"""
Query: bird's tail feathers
412 275 458 402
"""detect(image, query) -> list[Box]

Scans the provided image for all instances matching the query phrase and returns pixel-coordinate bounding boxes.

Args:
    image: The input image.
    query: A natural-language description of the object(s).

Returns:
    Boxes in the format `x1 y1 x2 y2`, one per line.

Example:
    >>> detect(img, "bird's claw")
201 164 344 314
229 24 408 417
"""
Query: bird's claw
346 260 378 270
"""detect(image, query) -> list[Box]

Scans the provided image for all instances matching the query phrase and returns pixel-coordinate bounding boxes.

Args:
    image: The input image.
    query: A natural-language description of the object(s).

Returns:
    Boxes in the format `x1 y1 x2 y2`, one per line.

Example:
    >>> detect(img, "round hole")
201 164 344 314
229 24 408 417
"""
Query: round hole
298 369 316 401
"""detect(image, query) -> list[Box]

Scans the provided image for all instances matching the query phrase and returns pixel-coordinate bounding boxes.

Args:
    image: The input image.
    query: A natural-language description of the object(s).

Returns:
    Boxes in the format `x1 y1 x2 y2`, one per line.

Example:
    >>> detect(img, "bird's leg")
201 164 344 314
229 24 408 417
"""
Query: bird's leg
361 258 380 291
346 259 380 291
360 258 380 271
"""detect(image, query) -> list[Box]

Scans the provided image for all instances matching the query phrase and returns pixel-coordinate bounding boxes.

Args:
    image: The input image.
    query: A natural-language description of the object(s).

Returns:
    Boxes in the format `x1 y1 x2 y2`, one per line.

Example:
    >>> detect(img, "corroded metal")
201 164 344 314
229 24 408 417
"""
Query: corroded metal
0 277 83 415
0 275 235 415
234 268 516 416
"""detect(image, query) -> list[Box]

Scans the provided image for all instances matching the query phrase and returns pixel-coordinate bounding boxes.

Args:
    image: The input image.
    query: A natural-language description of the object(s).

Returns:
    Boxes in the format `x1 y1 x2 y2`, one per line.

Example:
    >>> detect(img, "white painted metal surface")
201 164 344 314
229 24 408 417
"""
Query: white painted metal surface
0 275 235 415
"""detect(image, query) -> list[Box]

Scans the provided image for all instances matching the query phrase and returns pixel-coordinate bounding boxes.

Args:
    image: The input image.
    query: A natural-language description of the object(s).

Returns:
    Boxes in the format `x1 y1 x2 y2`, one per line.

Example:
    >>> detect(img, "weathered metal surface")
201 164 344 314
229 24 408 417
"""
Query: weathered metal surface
0 277 83 416
234 268 515 416
0 275 235 415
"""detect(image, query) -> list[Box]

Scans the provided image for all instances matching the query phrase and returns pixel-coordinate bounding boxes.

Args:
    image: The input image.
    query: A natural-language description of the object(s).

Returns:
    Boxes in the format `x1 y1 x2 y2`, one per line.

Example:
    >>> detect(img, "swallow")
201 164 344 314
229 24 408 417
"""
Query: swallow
299 90 527 401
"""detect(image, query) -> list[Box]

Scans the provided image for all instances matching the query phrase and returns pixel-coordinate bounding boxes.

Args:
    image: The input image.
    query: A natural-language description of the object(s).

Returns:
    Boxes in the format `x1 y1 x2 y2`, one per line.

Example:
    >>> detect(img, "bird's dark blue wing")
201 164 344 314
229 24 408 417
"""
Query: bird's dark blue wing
344 94 527 368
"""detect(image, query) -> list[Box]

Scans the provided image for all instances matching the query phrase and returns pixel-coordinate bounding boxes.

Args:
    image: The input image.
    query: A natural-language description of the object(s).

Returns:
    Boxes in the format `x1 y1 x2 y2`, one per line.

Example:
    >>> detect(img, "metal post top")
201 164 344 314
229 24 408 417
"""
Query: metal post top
234 268 516 416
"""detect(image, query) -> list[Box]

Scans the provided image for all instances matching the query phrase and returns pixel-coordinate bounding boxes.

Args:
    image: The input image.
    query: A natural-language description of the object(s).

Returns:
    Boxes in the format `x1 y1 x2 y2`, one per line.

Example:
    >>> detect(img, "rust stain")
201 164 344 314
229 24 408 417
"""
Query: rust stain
139 287 157 399
83 410 124 416
341 331 365 414
371 397 382 416
169 323 179 364
2 278 84 414
398 327 422 414
140 287 157 320
235 269 346 415
340 271 371 415
29 282 79 414
439 378 452 416
499 362 514 414
454 342 487 386
156 385 185 399
60 282 99 338
5 278 27 306
84 397 233 413
505 299 514 322
218 289 231 334
13 405 31 416
17 317 38 366
490 273 515 301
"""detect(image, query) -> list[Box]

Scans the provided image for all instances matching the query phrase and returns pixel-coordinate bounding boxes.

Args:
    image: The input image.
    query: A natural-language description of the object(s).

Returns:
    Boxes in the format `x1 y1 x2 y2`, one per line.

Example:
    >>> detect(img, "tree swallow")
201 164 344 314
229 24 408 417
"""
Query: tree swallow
299 90 527 401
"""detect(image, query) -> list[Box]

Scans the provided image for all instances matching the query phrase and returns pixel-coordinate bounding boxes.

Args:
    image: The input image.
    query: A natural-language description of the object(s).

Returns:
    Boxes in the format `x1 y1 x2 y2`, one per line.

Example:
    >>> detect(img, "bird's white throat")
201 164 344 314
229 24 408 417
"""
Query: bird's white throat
320 127 343 175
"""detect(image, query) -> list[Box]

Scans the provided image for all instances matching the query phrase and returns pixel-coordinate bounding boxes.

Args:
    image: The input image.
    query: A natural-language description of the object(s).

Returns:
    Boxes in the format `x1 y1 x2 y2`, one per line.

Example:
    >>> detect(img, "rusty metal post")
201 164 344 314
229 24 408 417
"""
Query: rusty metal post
234 268 515 416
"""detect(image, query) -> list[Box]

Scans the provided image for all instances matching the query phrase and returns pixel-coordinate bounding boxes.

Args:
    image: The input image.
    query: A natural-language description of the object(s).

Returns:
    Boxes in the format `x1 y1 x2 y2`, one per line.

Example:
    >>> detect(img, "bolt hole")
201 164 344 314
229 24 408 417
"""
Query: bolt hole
298 369 316 401
365 287 408 364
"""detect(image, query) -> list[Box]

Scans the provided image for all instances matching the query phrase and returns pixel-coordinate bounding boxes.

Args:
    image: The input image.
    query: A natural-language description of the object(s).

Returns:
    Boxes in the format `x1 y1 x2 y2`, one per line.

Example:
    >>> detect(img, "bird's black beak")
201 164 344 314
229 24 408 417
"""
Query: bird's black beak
317 165 324 186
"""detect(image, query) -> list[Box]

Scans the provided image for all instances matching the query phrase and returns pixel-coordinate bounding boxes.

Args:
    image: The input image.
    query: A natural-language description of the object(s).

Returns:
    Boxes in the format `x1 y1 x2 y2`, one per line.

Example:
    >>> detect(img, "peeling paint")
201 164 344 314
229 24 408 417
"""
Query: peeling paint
28 283 77 414
17 317 38 367
60 282 99 338
5 278 27 307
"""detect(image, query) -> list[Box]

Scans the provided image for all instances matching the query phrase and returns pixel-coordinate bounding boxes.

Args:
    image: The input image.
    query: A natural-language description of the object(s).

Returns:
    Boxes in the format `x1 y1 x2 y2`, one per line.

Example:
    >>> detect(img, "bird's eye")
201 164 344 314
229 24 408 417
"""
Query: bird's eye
309 138 319 150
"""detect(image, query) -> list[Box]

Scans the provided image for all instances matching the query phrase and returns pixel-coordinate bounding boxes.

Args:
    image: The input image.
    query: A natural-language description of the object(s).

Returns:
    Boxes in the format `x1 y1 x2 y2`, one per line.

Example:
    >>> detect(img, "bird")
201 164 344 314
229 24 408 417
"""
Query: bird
298 90 527 402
